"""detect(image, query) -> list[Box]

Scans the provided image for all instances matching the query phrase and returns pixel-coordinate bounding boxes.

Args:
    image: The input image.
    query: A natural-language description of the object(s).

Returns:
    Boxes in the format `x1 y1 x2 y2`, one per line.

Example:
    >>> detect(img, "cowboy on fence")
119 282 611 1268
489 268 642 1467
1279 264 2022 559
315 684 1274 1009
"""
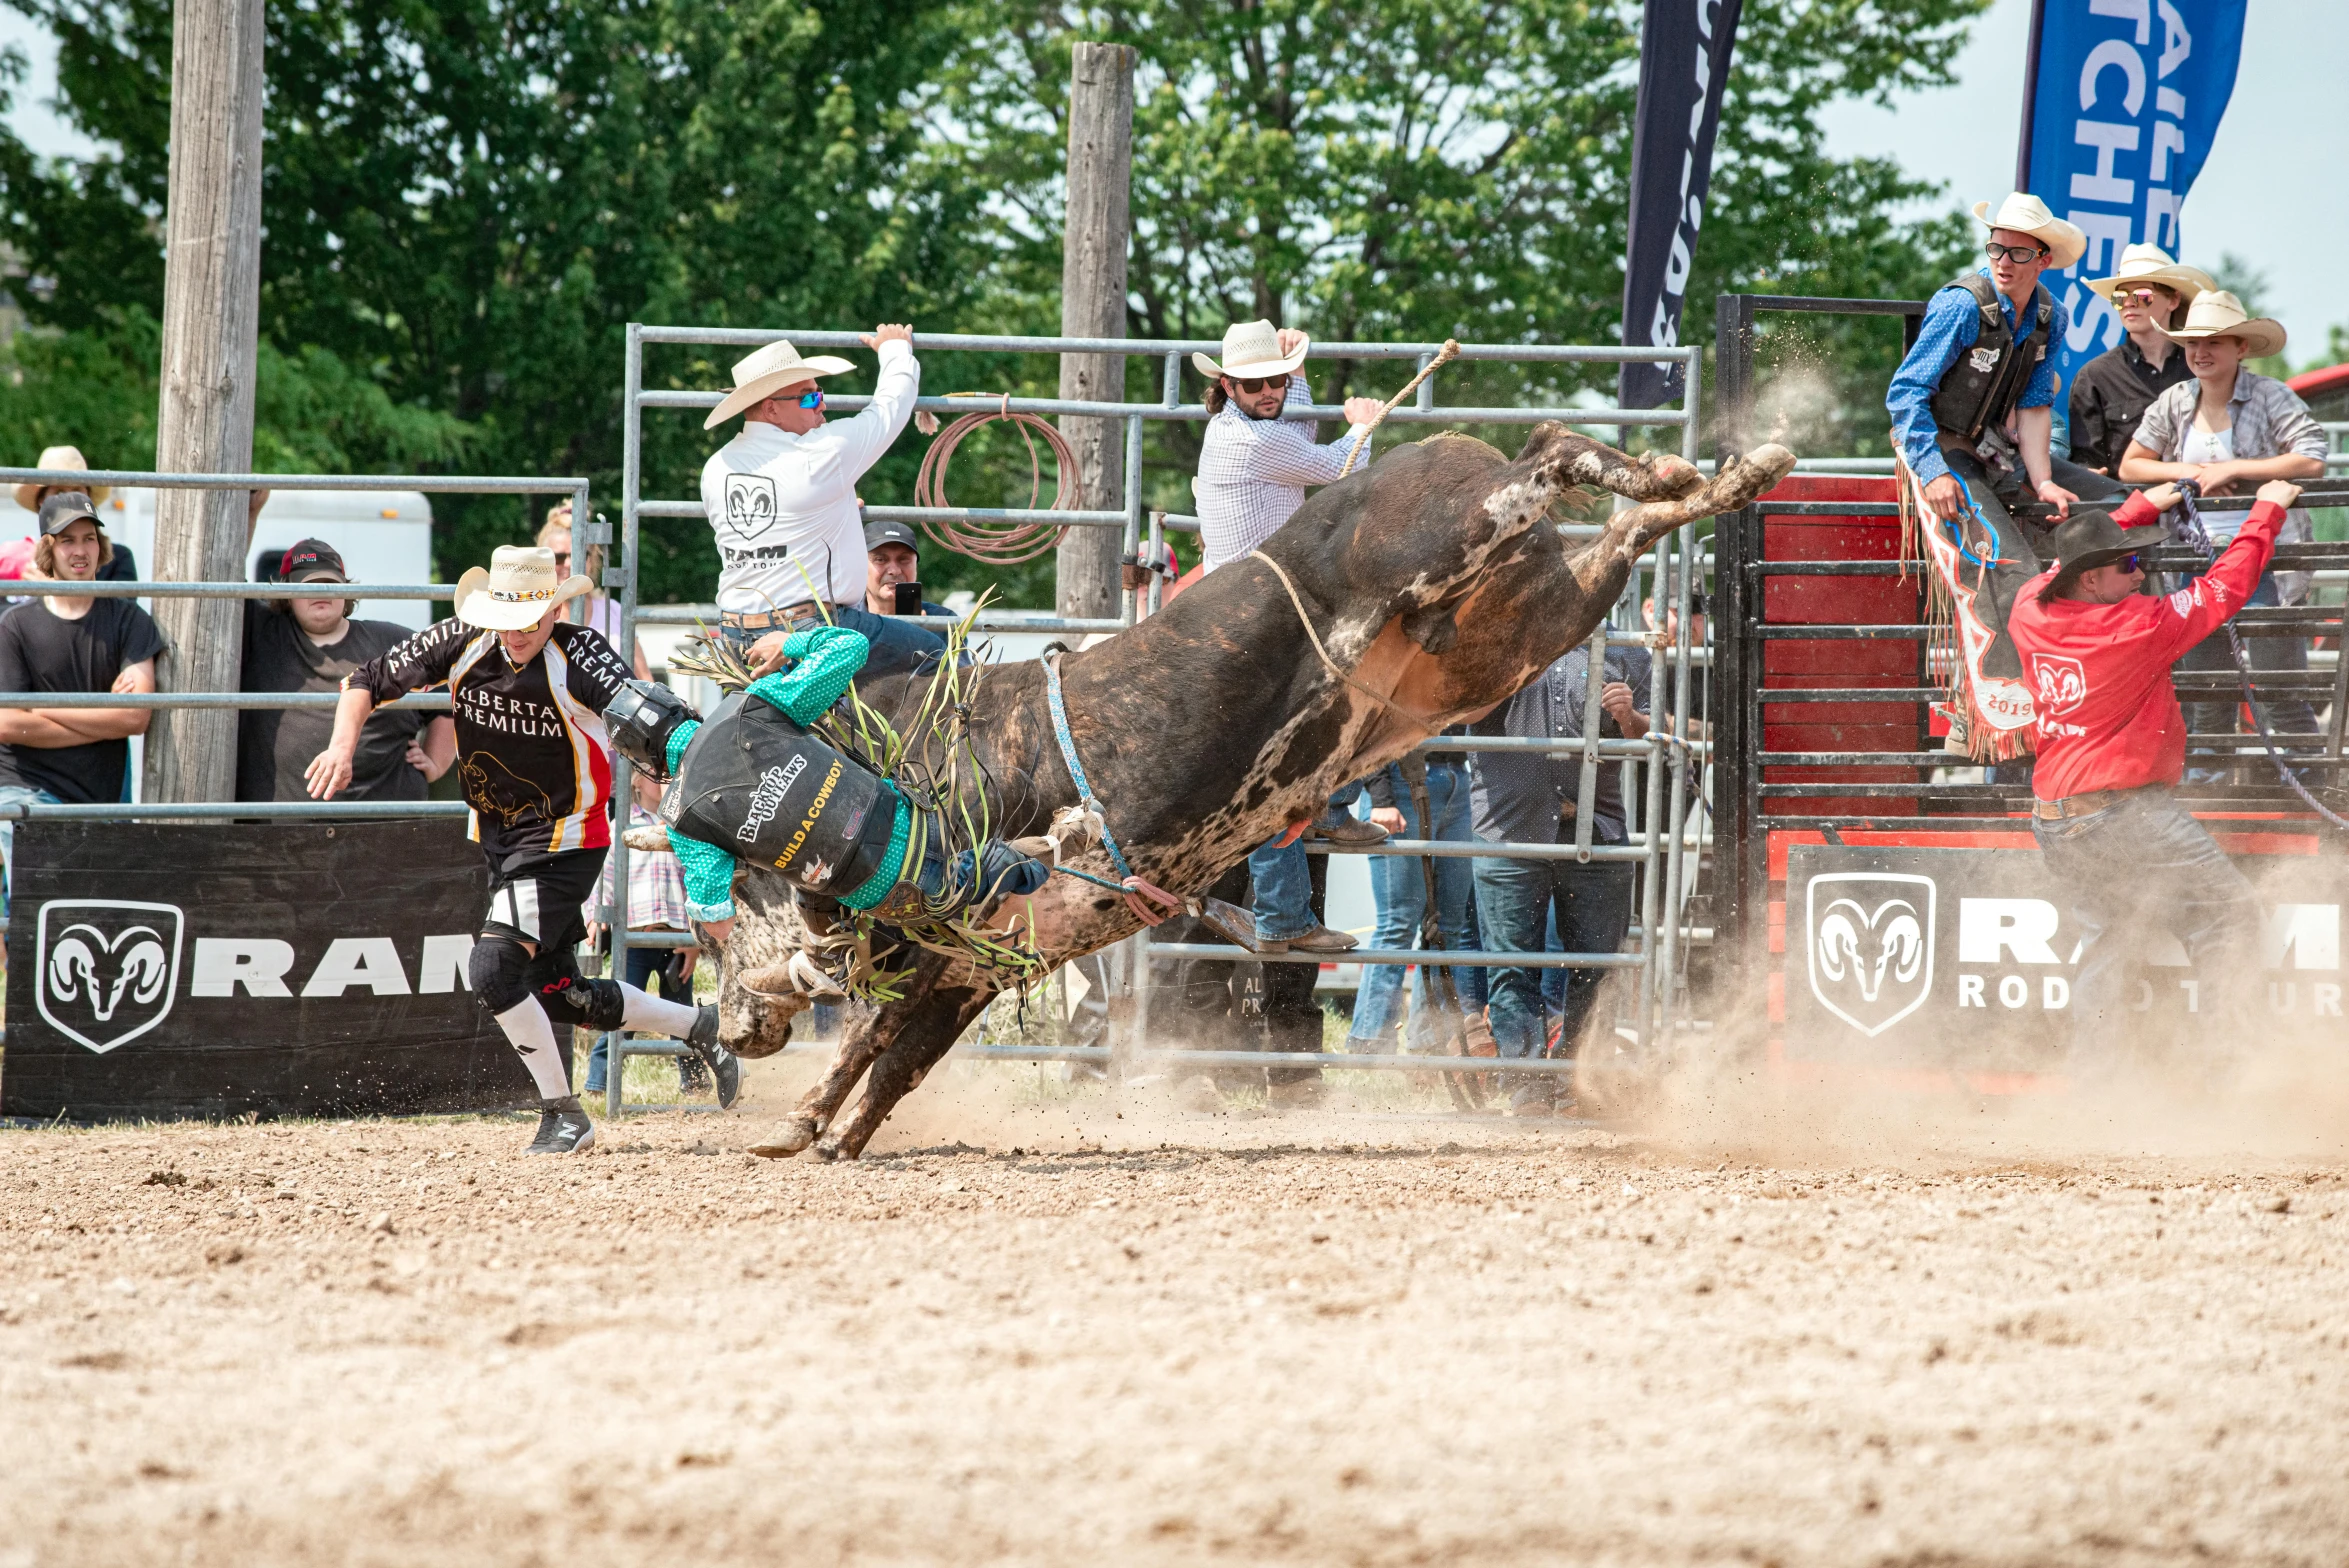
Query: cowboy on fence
1885 193 2126 761
698 324 948 682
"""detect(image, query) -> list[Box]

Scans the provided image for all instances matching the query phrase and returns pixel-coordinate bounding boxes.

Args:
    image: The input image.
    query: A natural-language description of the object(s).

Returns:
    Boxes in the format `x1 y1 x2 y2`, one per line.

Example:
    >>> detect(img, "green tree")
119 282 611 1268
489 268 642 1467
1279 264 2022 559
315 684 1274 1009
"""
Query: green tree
0 0 988 602
939 0 1986 502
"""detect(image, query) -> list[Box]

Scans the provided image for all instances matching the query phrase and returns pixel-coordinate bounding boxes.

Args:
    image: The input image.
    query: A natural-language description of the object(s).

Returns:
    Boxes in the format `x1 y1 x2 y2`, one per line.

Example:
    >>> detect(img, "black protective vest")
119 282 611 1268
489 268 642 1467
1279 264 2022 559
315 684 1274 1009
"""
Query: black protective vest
1928 273 2054 455
662 693 898 897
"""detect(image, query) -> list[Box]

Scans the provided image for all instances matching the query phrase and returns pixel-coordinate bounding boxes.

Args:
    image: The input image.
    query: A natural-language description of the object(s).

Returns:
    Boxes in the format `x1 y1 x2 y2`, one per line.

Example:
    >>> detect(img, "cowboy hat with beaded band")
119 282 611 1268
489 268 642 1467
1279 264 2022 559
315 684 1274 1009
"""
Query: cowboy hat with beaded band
2166 289 2287 360
2082 242 2216 329
1192 319 1310 382
13 444 111 512
453 545 595 631
1970 192 2088 271
703 339 861 431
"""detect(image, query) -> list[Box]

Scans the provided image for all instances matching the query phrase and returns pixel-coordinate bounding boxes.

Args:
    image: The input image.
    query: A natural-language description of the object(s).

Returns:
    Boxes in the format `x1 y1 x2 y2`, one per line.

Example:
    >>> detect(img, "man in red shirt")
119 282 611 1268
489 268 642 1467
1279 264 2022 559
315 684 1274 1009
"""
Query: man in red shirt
2009 477 2304 1063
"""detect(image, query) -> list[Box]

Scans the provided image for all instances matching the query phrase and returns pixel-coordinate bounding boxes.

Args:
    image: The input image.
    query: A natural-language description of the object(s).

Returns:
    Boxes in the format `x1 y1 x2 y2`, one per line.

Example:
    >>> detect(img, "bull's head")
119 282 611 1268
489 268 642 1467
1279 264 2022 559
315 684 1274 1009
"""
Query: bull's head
47 924 172 1022
1815 900 1925 1003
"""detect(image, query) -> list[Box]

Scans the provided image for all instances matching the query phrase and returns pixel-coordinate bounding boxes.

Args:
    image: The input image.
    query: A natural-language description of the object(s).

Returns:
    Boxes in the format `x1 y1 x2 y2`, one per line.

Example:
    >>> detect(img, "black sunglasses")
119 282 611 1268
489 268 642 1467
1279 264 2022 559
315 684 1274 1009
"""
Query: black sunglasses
1230 373 1289 394
1985 242 2050 264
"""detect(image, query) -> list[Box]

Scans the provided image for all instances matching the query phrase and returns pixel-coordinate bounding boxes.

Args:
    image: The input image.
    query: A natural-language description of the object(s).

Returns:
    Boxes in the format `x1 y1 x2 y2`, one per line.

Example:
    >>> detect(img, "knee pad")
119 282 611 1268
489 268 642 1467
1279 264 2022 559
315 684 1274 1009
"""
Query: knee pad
468 933 535 1014
525 945 626 1032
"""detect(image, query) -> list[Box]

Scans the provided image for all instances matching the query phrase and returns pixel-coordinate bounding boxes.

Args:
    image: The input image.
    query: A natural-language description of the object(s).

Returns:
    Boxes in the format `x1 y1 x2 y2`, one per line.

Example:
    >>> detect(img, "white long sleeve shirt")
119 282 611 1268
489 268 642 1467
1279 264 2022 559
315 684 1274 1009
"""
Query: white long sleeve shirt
698 338 920 612
1193 377 1371 572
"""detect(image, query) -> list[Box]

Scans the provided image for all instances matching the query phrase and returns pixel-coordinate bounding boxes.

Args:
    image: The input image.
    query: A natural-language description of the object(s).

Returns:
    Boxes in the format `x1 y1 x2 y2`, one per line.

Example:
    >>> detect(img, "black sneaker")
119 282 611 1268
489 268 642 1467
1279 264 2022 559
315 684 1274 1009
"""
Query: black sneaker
686 1004 742 1110
524 1099 596 1156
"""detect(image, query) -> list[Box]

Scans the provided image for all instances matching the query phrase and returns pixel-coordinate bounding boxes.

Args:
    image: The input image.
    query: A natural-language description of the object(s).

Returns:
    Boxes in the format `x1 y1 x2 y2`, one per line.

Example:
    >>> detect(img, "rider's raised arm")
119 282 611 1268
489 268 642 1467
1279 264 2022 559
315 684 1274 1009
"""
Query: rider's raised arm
744 624 871 725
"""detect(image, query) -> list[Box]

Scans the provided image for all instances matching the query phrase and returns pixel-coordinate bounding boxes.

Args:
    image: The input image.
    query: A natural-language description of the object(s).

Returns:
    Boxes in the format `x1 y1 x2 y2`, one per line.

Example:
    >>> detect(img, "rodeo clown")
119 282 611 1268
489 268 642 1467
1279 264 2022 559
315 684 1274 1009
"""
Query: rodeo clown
305 545 740 1157
598 621 1049 998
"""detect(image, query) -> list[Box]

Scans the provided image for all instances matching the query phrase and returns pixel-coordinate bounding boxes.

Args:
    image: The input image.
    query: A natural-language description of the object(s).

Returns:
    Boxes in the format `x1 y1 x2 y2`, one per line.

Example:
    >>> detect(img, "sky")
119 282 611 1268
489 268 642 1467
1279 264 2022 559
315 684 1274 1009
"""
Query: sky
1 2 2343 365
1816 0 2349 367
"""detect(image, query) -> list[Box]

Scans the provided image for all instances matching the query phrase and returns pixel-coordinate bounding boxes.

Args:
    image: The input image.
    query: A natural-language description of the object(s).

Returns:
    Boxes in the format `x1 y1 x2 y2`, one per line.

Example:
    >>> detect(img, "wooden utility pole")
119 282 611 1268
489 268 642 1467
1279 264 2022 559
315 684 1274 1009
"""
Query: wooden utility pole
143 0 266 804
1054 42 1135 625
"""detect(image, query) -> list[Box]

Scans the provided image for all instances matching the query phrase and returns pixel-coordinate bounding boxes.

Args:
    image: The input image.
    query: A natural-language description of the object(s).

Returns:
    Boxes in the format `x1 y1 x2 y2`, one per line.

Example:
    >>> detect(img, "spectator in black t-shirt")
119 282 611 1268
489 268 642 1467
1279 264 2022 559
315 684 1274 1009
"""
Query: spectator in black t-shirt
235 538 454 802
12 447 141 581
0 492 164 899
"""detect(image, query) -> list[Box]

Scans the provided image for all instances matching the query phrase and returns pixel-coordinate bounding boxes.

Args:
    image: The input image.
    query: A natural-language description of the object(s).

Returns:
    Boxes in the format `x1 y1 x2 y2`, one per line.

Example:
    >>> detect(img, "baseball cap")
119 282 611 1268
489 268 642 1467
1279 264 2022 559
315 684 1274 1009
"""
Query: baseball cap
276 538 350 584
863 519 921 555
35 490 101 537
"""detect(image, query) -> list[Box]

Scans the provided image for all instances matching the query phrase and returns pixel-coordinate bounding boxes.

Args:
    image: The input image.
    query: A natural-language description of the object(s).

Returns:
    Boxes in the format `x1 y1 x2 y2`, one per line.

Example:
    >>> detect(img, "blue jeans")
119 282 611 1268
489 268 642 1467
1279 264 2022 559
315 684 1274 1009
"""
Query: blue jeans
721 603 952 683
1348 765 1479 1049
1247 780 1364 941
2031 787 2262 1066
0 783 63 921
1473 856 1636 1097
2177 574 2320 782
583 940 700 1094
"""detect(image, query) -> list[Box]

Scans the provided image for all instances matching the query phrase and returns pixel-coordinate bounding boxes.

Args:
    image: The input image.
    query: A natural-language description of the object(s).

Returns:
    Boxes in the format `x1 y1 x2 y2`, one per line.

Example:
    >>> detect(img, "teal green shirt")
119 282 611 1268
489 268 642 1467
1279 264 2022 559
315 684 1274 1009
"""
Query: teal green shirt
658 627 909 921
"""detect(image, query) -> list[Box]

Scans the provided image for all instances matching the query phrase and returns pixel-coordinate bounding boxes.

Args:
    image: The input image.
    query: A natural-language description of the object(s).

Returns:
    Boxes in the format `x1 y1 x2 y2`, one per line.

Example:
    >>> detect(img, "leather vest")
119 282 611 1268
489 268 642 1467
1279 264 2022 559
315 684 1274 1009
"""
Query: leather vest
1928 273 2054 455
661 693 897 897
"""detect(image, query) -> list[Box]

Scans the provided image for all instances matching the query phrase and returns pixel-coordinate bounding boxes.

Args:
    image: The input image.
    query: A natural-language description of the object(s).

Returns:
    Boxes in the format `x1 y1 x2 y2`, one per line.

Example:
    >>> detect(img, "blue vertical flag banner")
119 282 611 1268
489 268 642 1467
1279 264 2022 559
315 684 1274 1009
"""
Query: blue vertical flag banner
1618 0 1745 412
2020 0 2247 402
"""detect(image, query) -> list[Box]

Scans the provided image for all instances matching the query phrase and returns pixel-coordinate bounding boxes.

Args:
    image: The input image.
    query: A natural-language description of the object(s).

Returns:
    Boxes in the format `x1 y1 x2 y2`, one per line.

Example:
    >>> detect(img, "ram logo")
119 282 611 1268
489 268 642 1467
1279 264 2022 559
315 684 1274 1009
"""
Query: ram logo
1805 873 1936 1038
35 900 185 1054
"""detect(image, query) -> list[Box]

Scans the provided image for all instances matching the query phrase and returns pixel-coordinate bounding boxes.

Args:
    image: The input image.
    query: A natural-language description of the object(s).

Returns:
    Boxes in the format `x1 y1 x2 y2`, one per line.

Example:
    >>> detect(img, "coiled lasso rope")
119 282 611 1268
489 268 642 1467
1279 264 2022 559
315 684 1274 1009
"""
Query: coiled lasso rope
911 393 1088 565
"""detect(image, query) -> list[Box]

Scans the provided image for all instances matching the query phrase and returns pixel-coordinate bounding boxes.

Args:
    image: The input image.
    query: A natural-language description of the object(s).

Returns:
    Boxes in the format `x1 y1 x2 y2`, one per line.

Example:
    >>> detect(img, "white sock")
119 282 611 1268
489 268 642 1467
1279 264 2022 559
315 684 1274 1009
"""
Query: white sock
494 998 573 1099
620 983 701 1040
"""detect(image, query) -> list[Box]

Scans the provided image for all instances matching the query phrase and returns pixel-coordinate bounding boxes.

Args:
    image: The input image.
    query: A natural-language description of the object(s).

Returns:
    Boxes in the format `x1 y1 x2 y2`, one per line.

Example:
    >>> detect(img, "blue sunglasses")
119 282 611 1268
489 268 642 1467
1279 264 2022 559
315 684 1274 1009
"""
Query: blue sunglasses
798 388 825 411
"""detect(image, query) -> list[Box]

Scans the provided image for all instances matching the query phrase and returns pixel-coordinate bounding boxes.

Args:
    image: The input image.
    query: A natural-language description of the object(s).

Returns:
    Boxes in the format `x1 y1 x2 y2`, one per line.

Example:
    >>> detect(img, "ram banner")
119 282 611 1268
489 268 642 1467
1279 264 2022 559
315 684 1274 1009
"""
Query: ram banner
0 819 540 1121
1785 843 2342 1072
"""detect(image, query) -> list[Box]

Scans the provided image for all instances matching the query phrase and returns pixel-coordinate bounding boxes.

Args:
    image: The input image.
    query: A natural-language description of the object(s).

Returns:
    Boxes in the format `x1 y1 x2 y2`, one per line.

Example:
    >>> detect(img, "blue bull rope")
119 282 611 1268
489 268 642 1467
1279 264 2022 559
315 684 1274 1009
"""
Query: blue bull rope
1944 473 2014 571
2171 480 2347 831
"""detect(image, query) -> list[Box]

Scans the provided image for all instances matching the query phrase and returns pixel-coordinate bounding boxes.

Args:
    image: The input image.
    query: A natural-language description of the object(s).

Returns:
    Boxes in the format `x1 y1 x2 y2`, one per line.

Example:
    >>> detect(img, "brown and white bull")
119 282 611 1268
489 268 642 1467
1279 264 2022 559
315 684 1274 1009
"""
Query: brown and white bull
705 424 1796 1159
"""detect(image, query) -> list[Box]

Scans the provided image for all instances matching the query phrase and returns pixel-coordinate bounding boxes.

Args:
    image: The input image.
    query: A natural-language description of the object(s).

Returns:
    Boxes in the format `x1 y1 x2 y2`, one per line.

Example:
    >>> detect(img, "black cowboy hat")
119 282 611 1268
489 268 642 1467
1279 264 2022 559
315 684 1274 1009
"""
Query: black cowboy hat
2041 506 2170 599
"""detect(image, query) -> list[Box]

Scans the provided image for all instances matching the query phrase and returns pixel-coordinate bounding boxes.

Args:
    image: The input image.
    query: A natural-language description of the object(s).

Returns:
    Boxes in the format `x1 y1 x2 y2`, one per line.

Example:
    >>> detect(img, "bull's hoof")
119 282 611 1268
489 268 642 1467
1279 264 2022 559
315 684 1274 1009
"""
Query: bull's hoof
811 1134 859 1163
746 1117 820 1159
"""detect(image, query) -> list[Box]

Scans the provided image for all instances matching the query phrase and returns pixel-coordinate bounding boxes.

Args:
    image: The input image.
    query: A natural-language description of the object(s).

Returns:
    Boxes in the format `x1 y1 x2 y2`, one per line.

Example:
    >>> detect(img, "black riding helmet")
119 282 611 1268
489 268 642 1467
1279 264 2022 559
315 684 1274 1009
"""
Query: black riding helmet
605 679 701 778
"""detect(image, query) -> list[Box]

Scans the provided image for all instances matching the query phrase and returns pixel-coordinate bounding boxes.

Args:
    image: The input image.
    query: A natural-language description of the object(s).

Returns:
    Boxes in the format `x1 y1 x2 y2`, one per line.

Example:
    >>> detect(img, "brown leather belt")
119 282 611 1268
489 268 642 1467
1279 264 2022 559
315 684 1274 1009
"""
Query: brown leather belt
719 603 834 633
2031 785 2152 822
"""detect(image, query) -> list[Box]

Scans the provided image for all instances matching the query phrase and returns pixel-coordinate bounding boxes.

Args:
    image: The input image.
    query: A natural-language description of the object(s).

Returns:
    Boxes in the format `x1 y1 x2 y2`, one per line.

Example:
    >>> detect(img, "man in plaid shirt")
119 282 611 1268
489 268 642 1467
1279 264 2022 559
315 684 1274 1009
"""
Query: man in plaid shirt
1192 320 1389 960
1194 320 1385 574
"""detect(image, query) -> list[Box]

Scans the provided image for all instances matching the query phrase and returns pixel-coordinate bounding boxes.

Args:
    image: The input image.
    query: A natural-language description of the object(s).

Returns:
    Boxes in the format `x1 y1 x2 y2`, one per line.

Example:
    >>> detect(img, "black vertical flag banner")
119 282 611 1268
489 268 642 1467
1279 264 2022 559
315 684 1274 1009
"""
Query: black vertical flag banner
1618 0 1744 412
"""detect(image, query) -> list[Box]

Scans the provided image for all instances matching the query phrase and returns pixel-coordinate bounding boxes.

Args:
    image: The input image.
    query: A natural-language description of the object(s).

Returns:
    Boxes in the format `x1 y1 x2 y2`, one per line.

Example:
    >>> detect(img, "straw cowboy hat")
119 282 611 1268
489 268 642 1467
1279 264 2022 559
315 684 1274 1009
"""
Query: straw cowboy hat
2082 243 2216 328
1971 193 2087 271
453 545 594 631
1192 319 1309 382
2167 289 2287 359
703 339 859 431
14 444 109 511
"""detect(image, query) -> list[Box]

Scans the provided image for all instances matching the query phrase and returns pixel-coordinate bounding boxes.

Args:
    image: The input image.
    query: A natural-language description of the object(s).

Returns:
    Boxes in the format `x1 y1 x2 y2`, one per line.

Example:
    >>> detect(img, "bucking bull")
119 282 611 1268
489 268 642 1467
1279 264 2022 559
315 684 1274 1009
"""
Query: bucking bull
703 424 1795 1160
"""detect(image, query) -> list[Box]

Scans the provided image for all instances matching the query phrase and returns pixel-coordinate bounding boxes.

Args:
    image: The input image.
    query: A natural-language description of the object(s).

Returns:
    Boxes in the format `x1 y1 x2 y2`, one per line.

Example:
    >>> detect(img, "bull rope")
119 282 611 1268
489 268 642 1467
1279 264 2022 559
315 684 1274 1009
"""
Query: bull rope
2171 481 2349 830
1336 339 1461 479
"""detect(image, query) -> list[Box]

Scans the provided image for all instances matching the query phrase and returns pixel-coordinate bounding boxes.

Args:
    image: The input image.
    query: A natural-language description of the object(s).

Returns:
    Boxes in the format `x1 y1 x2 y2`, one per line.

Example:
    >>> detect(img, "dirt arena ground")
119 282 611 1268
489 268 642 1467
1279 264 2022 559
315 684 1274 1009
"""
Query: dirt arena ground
7 1050 2349 1568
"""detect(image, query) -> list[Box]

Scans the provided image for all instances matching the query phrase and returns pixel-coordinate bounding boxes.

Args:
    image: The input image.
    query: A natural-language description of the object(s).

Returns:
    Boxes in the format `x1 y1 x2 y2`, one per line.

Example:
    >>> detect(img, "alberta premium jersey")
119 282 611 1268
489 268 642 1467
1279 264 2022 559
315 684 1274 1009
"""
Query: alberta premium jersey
350 619 631 860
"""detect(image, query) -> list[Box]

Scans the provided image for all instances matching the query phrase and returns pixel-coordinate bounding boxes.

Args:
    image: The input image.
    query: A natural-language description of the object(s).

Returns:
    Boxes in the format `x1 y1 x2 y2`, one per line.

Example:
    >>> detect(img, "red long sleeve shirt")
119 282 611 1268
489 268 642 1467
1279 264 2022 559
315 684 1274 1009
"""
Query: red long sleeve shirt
2007 494 2284 802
